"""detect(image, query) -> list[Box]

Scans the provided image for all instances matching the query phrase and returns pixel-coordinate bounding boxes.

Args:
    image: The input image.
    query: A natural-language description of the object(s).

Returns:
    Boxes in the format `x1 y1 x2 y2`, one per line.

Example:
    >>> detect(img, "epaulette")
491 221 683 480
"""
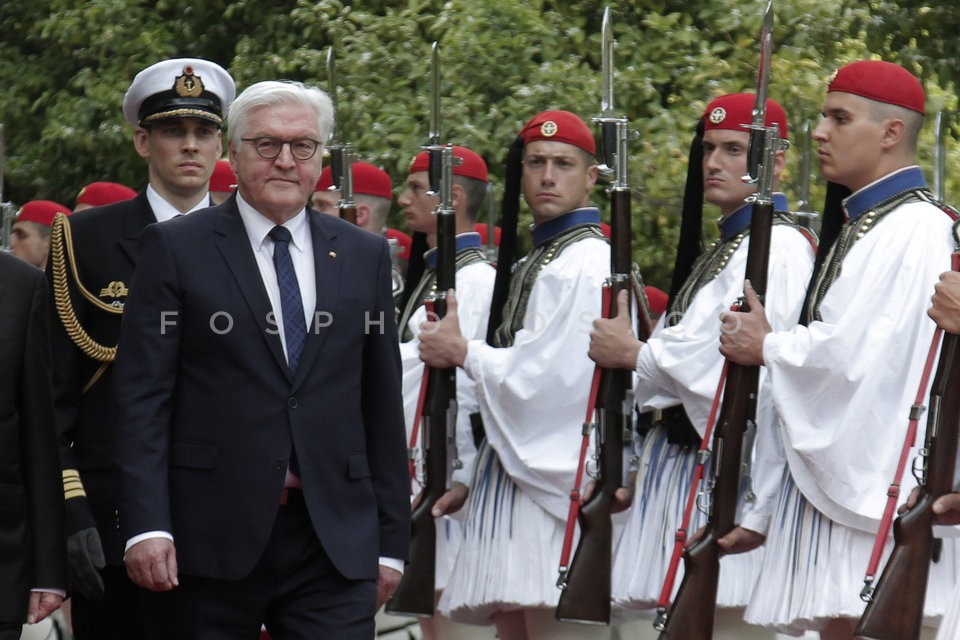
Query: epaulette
49 212 122 391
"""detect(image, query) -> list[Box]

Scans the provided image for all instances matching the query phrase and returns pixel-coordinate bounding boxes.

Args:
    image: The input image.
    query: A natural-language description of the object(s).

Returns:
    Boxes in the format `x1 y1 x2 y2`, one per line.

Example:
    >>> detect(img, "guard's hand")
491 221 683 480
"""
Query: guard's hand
900 486 922 515
27 591 63 625
124 538 179 592
580 477 635 513
67 527 106 601
589 289 643 370
718 526 766 555
932 492 960 526
432 482 469 517
719 280 770 365
377 565 402 608
929 271 960 334
419 290 467 368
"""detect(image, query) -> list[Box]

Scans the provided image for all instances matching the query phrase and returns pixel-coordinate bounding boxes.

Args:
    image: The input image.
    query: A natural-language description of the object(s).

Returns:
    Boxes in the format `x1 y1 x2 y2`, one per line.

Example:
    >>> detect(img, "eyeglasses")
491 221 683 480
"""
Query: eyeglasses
241 136 321 161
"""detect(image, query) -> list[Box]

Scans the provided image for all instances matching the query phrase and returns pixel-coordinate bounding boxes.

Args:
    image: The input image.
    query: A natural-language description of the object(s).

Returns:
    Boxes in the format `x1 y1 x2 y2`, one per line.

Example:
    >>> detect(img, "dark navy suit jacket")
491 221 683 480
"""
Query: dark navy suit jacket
112 196 409 581
0 253 67 621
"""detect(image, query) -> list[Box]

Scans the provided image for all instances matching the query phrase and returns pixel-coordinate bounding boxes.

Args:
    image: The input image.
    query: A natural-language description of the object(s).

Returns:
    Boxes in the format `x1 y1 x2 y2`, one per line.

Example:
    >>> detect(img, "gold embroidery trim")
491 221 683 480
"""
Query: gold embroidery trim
50 212 121 365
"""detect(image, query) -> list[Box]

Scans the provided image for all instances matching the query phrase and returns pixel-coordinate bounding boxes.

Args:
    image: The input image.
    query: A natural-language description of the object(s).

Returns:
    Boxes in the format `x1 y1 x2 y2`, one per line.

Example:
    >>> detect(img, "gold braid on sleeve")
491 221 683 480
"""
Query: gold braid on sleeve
50 212 121 367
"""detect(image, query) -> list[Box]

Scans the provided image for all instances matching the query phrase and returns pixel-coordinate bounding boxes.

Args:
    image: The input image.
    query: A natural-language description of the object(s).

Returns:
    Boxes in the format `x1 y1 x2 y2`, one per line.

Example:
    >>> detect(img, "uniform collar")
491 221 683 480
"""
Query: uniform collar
718 193 789 240
531 207 601 246
844 166 926 221
424 232 482 270
146 184 212 222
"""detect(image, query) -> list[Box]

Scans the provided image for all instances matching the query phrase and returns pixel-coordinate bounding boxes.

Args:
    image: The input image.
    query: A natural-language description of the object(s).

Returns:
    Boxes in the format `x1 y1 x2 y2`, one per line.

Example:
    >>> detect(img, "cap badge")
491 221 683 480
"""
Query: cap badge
709 107 727 125
540 121 558 137
174 66 205 98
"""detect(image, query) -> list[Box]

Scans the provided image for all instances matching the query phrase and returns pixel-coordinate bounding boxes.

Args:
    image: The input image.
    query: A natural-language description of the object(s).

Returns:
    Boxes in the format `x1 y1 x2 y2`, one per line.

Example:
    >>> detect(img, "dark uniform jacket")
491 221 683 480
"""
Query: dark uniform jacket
47 192 155 564
0 252 67 622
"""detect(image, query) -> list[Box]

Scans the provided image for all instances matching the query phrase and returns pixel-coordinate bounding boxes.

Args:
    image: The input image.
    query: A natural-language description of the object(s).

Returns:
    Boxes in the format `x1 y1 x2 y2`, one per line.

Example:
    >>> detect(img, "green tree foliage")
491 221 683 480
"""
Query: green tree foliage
2 0 957 287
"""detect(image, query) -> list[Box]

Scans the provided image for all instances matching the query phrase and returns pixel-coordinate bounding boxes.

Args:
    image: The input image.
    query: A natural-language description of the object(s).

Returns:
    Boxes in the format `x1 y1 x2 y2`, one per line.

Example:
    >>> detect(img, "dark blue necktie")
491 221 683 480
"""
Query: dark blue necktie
269 226 306 373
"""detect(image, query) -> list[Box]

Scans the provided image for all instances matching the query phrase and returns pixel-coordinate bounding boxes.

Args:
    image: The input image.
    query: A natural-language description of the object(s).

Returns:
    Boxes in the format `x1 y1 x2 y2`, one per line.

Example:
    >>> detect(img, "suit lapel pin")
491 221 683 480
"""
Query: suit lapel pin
328 251 337 259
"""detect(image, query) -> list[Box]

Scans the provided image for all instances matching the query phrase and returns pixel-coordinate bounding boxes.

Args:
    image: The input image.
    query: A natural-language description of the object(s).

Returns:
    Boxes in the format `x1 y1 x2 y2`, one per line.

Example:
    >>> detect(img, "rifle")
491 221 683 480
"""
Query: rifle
325 47 358 225
794 121 821 233
386 41 457 618
556 8 652 624
855 248 960 640
657 3 786 637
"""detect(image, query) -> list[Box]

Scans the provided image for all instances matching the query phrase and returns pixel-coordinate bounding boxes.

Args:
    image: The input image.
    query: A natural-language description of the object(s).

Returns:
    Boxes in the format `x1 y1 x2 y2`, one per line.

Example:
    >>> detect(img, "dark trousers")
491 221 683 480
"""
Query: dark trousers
72 565 177 640
159 490 377 640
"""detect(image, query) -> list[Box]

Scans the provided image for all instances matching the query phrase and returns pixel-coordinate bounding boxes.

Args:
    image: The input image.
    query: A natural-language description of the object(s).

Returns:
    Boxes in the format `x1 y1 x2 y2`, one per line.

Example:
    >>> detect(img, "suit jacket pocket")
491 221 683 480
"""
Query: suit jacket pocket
170 441 218 469
347 453 370 479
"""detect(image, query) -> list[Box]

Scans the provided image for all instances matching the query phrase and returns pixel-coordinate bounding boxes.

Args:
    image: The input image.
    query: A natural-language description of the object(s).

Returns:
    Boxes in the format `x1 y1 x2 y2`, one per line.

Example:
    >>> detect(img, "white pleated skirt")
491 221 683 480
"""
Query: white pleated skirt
611 426 765 614
745 473 958 636
935 580 960 640
436 516 464 591
438 444 571 625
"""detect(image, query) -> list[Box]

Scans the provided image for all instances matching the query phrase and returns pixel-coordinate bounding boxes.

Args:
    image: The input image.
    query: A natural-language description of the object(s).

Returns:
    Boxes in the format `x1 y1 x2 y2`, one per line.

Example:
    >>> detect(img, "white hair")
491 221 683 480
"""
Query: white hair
226 80 334 146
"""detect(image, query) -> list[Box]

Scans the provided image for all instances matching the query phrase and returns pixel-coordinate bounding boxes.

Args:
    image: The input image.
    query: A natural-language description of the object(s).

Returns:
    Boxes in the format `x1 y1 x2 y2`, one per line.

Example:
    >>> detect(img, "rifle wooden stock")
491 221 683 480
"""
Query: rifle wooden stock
556 281 631 625
385 393 452 616
659 362 758 640
659 195 773 639
660 530 722 639
856 332 960 640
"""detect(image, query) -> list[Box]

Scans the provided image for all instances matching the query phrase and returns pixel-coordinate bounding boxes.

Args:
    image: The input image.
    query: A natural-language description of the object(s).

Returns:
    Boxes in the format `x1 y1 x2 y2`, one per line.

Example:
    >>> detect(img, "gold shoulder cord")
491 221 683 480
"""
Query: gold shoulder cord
50 212 121 392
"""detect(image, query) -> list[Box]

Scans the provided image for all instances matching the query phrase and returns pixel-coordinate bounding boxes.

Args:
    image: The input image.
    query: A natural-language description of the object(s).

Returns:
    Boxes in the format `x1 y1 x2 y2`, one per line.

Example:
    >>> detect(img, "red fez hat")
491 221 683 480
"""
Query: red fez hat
703 93 790 140
209 159 236 192
408 145 489 182
828 60 925 114
644 286 668 315
316 162 394 199
386 227 412 261
17 200 71 226
473 223 501 246
518 110 595 155
75 181 138 208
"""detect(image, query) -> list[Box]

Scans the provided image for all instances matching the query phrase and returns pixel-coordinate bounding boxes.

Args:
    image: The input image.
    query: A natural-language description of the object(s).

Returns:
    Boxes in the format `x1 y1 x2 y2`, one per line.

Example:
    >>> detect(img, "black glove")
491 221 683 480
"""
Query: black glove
67 527 105 601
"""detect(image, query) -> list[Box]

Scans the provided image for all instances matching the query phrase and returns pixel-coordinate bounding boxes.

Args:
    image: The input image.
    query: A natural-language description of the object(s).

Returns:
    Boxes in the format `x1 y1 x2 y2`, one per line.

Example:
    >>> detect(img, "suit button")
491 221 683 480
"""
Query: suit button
275 459 285 470
288 397 299 409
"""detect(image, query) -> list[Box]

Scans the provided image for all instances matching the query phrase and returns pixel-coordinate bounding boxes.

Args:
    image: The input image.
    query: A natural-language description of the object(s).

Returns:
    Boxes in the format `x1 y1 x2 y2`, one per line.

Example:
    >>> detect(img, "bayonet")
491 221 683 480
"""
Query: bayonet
795 121 821 232
428 41 441 147
934 111 946 202
797 121 812 212
596 7 621 179
0 123 12 252
324 46 357 224
326 47 338 147
600 7 615 118
745 0 774 186
485 182 497 261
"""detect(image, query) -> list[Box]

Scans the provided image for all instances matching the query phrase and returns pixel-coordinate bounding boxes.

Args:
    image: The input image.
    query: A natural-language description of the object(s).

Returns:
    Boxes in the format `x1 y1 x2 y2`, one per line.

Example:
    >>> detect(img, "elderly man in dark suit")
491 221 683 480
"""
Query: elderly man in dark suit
46 57 235 640
0 252 67 639
113 79 410 639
